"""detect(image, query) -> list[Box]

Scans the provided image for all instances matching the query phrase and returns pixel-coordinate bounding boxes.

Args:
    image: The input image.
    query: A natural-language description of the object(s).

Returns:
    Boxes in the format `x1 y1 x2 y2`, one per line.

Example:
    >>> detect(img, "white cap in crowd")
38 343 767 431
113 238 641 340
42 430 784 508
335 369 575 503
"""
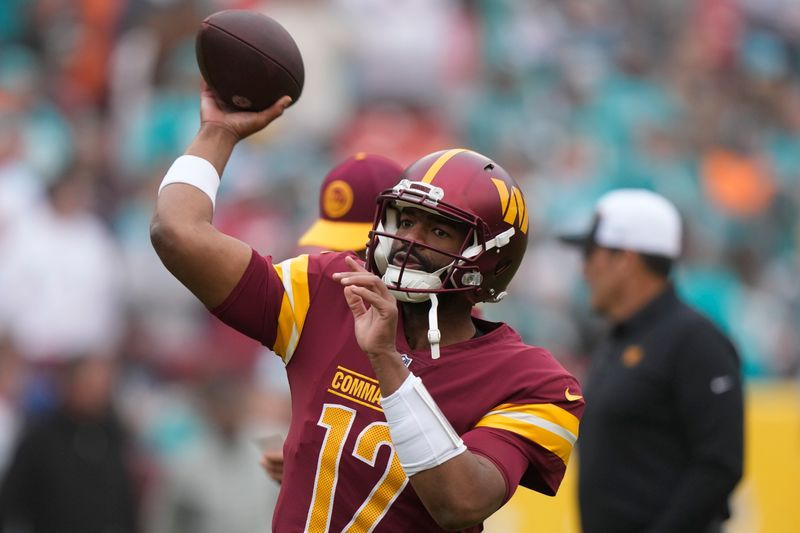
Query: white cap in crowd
560 189 682 259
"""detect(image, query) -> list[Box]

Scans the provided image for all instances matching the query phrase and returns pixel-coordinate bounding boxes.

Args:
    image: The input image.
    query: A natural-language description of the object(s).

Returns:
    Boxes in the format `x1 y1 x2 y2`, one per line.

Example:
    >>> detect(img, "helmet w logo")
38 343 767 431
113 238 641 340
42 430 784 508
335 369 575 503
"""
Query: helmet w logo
491 178 528 234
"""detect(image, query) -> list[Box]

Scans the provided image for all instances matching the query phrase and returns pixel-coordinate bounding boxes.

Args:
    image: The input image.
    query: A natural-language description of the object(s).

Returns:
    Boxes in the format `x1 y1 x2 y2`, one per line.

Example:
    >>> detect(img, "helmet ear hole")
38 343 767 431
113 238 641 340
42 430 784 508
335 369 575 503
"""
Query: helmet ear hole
495 259 512 276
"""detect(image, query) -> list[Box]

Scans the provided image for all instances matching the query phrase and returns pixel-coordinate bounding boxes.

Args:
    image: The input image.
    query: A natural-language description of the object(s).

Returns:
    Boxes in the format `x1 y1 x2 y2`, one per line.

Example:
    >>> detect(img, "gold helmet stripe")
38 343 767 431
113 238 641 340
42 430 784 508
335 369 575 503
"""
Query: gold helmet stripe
420 148 469 184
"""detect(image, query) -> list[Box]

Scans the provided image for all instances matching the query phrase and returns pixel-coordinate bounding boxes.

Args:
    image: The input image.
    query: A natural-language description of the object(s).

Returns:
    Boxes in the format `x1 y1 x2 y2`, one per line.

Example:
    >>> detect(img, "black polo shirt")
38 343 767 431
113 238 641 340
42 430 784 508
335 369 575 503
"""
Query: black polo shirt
578 286 743 533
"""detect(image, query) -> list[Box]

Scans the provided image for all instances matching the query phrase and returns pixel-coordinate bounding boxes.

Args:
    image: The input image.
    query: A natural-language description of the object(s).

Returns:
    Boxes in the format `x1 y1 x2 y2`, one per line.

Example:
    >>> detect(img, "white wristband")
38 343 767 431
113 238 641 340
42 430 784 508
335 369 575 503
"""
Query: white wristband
381 372 467 476
158 155 221 210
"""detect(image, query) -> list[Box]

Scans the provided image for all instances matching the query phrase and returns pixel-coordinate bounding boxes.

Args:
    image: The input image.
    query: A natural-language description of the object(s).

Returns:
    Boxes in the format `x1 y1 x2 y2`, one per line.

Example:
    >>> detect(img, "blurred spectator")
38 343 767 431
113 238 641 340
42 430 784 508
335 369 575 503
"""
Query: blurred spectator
0 0 788 389
114 168 210 372
0 357 139 533
25 0 126 110
0 45 73 184
0 165 123 362
335 105 457 167
0 0 30 44
334 0 467 106
260 0 355 144
700 145 776 218
0 109 44 245
146 374 277 533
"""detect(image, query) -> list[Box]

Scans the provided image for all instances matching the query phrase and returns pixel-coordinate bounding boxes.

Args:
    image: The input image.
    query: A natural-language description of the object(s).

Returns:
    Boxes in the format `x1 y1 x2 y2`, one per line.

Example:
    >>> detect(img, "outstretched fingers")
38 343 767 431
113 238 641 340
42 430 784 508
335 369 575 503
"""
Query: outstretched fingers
347 284 393 313
334 262 391 291
338 273 393 302
336 256 396 318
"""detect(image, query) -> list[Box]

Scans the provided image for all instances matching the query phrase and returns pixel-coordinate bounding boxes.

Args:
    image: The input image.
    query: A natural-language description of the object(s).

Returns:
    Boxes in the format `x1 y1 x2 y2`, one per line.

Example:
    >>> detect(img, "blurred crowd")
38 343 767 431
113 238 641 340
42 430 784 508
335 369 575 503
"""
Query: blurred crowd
0 0 798 530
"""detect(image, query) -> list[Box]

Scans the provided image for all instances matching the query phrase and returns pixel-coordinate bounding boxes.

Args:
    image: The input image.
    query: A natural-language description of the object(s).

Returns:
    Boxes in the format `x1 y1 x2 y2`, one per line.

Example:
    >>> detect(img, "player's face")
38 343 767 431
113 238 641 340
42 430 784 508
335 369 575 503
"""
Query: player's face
388 207 468 273
582 245 628 315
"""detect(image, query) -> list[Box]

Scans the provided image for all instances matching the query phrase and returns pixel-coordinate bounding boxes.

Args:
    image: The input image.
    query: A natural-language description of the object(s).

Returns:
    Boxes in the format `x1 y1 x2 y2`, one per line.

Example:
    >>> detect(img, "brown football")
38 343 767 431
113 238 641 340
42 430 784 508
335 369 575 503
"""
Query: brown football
195 10 304 112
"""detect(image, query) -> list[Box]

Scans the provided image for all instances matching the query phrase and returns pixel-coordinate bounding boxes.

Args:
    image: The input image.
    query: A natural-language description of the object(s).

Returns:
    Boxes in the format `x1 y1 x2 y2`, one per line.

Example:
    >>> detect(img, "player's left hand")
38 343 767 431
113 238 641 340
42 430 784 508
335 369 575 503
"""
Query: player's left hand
334 256 399 360
260 450 284 484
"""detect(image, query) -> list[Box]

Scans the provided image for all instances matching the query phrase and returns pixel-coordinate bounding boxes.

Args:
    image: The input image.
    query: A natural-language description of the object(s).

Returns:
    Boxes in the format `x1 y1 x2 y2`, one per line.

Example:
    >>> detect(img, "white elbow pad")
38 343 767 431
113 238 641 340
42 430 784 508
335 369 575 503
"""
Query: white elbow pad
381 373 467 476
159 155 221 210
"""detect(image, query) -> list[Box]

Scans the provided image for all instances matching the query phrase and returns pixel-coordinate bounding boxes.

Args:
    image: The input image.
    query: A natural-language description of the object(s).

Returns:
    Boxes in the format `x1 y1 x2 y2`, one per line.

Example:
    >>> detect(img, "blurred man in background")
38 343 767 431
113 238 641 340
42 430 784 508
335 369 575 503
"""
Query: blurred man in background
296 152 403 255
0 165 123 365
0 357 138 533
560 189 743 533
147 373 275 533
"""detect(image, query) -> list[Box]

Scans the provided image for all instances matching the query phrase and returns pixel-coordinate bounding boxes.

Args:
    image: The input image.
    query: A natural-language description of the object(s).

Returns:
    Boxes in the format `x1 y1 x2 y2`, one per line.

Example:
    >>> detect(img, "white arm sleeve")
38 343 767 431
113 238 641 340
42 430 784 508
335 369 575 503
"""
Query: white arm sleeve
381 372 467 476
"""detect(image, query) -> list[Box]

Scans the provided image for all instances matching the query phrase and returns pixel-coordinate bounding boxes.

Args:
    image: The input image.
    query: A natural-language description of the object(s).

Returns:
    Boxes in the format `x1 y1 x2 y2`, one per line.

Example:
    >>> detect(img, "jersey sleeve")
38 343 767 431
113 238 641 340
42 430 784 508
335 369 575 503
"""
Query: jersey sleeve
464 374 584 501
211 249 319 364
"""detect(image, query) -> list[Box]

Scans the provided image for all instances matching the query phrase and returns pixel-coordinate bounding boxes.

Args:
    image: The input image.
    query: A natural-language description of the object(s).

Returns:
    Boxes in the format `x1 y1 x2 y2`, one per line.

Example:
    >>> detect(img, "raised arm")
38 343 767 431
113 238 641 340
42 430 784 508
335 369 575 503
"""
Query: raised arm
150 84 291 308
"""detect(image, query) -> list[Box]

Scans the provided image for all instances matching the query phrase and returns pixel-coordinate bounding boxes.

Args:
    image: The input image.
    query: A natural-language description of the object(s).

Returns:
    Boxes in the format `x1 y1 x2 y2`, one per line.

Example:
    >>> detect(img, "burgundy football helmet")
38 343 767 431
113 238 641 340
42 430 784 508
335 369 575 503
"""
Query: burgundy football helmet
366 148 529 304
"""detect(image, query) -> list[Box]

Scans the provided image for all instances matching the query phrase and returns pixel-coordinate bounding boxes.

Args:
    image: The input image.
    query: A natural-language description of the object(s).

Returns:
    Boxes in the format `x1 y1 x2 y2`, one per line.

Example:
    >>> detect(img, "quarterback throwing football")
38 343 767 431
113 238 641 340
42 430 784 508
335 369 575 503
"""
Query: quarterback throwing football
151 84 583 532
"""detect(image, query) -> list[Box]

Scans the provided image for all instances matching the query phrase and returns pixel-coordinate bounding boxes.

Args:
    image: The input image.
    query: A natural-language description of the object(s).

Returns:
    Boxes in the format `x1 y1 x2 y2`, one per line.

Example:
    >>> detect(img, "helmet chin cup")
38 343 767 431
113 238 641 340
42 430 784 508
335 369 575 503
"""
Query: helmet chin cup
382 263 449 303
388 288 430 303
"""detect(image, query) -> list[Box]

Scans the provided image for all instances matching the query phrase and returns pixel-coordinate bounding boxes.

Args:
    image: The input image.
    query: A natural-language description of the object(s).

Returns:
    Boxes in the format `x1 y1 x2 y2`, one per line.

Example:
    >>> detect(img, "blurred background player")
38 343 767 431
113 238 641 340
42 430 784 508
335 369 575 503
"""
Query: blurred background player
260 151 403 483
0 357 138 533
151 85 583 531
560 189 743 533
296 152 403 256
146 372 276 533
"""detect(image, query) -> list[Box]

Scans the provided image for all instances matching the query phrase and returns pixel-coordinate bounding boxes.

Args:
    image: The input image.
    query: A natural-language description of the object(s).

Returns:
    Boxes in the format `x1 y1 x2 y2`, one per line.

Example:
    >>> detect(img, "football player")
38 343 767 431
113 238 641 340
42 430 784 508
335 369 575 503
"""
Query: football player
151 85 583 532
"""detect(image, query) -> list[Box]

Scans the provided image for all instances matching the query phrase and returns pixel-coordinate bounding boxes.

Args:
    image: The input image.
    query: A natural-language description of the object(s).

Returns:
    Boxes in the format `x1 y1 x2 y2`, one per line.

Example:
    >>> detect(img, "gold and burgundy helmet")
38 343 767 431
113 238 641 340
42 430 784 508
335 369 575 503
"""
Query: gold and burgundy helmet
366 148 529 304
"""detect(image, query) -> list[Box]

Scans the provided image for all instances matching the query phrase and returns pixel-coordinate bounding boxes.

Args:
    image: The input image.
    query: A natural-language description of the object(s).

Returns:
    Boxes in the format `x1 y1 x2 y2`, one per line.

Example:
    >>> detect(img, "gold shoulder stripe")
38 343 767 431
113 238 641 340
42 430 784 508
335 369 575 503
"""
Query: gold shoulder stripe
420 149 468 184
272 255 311 363
475 403 580 464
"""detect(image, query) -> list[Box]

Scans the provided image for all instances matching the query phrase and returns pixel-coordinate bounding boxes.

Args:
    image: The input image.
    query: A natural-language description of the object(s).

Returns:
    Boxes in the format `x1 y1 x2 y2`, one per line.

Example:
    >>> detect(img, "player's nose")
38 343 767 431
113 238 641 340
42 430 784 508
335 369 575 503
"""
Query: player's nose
405 222 431 244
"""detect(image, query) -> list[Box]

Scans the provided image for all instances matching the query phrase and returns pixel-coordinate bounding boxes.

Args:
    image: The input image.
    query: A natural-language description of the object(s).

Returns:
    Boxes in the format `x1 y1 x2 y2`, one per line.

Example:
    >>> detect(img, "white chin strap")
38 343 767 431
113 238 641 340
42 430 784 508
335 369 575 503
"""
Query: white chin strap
381 264 445 359
380 264 445 359
427 294 441 359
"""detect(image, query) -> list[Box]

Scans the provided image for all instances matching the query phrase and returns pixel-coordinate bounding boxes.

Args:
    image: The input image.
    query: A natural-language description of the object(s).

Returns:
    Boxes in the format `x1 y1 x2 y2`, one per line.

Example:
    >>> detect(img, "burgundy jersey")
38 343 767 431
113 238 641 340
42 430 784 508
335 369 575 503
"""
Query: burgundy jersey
213 250 584 533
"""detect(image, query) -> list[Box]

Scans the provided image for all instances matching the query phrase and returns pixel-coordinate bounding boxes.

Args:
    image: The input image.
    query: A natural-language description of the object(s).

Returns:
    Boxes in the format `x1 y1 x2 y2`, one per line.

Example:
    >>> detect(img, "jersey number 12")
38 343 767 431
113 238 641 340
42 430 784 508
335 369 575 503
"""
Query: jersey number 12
305 404 408 532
